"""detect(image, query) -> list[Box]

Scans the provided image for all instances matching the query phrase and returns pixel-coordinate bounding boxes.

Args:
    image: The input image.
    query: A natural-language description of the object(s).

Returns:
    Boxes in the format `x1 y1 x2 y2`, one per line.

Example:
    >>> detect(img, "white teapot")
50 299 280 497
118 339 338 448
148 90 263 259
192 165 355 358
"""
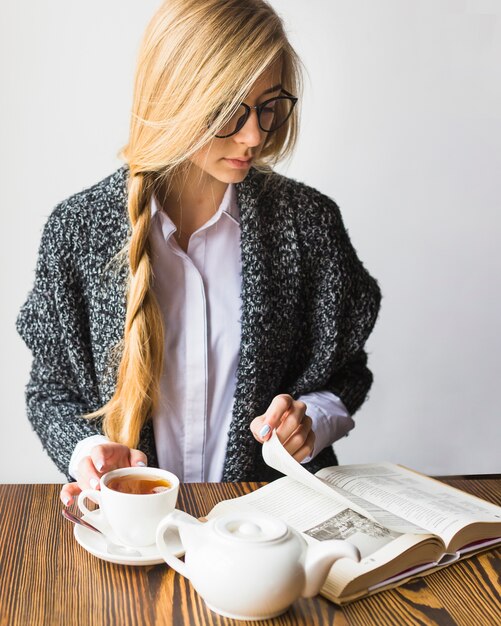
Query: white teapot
156 510 360 620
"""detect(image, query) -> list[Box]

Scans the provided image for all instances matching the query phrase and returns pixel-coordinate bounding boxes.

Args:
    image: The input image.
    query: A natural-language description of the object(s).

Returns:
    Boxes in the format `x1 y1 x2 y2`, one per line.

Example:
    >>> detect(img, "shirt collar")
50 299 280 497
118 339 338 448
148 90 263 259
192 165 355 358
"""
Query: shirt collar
151 183 240 241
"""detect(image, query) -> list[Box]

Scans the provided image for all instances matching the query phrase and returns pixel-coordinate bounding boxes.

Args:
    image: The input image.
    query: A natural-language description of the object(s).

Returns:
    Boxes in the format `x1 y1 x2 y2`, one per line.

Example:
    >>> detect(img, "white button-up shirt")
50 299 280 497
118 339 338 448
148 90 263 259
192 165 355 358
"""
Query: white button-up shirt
149 182 243 481
69 183 354 481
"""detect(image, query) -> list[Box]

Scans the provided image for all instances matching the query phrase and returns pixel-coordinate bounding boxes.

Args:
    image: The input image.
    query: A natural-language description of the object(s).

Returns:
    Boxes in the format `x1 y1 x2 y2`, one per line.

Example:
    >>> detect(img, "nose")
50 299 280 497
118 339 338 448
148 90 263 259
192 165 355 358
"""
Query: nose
233 108 264 147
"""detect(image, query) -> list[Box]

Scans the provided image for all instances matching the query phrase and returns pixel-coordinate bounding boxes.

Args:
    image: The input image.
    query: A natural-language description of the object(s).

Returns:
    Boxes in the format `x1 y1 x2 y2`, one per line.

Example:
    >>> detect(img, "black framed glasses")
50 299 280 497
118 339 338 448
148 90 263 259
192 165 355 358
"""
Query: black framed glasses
209 89 298 138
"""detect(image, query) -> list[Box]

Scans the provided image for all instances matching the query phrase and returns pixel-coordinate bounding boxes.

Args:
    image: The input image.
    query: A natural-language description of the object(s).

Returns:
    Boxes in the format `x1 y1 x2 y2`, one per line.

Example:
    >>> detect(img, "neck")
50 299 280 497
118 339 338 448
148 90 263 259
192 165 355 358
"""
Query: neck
156 165 229 238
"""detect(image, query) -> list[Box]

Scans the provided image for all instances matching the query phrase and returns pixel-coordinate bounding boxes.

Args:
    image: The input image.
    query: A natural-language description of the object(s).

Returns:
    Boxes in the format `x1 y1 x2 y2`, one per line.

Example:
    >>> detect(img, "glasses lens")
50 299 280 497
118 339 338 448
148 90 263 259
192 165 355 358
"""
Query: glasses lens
259 97 295 132
214 104 248 138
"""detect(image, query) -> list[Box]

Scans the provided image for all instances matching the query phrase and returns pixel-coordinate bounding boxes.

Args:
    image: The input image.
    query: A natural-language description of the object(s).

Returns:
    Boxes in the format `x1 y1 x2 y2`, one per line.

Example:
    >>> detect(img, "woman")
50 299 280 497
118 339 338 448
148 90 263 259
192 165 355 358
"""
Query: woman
16 0 381 506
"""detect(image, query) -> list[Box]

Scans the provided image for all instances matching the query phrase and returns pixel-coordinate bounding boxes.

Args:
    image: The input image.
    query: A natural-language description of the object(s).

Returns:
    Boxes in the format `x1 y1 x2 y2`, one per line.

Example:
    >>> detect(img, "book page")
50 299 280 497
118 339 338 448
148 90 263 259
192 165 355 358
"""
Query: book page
262 431 349 500
316 463 501 547
316 478 431 536
263 432 429 535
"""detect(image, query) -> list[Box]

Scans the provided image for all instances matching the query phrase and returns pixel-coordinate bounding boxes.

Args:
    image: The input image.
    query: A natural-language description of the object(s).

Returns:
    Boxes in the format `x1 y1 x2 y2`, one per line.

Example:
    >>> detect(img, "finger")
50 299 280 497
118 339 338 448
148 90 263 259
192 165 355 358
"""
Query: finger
76 455 103 492
250 415 270 443
276 402 308 444
282 418 312 456
91 443 131 473
60 482 82 507
257 394 294 440
129 448 148 467
291 430 316 463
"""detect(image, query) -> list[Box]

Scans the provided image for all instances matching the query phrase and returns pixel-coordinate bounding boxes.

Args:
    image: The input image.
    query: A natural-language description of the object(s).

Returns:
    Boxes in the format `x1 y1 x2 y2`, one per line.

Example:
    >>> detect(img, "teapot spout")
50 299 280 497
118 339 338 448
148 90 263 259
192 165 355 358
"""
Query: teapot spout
302 540 360 598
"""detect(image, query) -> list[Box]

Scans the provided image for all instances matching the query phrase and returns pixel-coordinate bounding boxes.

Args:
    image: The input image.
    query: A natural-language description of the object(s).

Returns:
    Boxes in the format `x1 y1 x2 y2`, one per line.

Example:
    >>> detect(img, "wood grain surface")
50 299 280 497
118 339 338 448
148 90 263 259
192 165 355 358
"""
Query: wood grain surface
0 478 500 626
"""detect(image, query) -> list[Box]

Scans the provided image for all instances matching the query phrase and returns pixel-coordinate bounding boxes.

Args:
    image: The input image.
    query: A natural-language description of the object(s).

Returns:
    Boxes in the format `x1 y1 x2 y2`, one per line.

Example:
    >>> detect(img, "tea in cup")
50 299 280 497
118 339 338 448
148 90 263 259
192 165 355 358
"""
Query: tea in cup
106 473 172 495
78 467 179 547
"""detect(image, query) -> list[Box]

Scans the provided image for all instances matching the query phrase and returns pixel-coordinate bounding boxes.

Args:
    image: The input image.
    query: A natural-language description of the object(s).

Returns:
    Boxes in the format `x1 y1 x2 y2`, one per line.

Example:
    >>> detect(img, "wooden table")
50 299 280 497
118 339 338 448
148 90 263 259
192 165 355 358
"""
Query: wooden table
0 477 500 626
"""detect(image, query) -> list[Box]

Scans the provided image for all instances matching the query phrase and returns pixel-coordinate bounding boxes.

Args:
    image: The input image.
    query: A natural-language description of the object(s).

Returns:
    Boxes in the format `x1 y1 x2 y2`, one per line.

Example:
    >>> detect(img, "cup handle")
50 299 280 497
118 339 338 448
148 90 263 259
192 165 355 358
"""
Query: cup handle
78 488 102 517
156 510 201 579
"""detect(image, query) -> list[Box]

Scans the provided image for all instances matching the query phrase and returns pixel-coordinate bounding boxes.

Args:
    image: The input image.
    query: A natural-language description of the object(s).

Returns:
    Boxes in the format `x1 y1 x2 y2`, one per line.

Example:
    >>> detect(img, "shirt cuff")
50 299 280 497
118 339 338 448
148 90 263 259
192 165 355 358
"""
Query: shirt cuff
68 434 110 480
296 390 355 464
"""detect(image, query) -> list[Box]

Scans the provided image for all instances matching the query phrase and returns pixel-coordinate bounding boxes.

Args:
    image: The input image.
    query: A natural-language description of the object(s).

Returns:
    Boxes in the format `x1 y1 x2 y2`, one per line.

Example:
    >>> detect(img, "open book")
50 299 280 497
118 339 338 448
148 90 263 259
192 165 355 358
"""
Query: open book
208 433 501 603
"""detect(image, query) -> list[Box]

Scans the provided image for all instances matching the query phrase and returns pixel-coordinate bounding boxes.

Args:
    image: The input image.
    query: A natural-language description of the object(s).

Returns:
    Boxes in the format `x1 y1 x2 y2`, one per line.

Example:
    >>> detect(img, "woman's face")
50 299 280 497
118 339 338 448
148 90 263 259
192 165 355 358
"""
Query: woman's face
189 60 283 186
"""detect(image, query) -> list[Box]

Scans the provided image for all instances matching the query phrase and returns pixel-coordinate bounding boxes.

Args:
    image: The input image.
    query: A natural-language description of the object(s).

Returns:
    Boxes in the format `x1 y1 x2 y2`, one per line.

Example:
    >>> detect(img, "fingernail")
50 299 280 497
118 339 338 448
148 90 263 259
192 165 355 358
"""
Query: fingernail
90 478 99 489
136 461 146 467
63 497 72 507
259 424 271 438
96 460 104 472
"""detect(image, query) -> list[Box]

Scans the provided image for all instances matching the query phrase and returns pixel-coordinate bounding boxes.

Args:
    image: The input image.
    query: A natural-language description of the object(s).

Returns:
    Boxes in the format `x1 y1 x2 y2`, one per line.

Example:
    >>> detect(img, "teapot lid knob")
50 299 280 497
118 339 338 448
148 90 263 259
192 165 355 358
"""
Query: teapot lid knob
237 521 261 536
215 514 288 543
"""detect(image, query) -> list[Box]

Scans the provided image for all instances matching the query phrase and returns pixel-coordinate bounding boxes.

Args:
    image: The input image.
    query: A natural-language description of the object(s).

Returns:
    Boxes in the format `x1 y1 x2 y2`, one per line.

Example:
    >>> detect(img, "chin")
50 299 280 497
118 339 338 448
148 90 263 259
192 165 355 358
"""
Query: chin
216 169 249 184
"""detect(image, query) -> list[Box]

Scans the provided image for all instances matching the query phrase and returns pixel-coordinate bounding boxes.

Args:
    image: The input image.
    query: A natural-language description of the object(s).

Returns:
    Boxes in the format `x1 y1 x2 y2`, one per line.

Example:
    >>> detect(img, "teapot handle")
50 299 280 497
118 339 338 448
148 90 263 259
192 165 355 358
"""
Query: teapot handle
156 509 201 579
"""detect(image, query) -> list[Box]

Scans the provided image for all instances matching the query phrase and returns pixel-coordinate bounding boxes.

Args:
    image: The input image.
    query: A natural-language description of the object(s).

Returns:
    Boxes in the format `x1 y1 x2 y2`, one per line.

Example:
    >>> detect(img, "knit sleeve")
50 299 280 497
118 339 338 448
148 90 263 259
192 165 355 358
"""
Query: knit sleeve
321 349 373 415
293 185 382 416
16 209 103 479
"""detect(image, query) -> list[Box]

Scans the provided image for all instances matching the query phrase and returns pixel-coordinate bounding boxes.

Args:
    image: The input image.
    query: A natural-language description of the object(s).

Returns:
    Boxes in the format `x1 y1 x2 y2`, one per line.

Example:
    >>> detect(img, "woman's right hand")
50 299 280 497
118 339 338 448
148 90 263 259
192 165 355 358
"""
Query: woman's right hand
60 442 148 506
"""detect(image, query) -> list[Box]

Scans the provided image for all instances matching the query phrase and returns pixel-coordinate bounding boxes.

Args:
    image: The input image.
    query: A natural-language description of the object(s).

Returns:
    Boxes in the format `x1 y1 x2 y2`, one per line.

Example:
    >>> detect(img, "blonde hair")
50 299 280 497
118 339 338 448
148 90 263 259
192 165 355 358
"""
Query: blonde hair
89 0 304 447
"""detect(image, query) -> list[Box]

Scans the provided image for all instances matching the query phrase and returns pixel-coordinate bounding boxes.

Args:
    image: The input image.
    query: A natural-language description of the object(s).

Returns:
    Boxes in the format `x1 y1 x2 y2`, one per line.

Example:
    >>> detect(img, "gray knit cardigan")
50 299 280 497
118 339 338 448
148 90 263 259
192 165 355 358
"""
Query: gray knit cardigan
16 165 381 482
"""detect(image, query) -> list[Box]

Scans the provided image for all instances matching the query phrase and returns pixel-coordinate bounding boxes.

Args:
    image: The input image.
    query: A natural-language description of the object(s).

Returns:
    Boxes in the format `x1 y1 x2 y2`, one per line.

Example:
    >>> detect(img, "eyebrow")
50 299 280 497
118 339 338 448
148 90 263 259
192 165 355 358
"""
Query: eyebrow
261 83 282 95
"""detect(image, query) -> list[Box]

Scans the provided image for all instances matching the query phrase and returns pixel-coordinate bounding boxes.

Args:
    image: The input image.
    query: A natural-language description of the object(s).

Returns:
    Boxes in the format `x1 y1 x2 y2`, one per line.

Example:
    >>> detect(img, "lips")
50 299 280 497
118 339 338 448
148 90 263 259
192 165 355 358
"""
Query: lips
223 157 253 169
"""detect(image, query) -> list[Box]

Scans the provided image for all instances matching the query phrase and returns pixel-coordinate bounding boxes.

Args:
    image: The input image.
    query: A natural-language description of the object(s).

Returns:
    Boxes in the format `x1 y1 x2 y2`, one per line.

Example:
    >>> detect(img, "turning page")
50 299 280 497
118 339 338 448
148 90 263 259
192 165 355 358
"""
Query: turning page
263 432 431 536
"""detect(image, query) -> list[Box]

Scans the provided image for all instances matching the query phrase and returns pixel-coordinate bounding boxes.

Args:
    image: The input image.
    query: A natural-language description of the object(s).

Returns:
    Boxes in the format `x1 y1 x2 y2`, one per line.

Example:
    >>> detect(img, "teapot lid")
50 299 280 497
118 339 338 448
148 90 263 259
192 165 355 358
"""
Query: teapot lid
214 513 289 544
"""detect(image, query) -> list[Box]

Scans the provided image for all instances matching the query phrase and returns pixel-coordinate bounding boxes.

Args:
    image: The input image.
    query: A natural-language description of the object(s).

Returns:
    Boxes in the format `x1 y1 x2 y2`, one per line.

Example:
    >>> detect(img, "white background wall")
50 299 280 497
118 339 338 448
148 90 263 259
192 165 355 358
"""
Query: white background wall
1 0 499 483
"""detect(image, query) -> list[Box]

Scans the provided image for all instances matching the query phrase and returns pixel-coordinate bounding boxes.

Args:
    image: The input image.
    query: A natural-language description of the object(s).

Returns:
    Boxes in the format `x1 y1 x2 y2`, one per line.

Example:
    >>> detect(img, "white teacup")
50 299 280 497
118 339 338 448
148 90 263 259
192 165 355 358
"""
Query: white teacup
78 467 179 547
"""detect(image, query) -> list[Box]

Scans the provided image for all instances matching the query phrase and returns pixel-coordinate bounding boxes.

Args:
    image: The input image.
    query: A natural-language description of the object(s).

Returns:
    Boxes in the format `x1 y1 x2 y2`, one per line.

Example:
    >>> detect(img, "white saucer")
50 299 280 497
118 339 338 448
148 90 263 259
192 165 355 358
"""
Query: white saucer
73 509 184 566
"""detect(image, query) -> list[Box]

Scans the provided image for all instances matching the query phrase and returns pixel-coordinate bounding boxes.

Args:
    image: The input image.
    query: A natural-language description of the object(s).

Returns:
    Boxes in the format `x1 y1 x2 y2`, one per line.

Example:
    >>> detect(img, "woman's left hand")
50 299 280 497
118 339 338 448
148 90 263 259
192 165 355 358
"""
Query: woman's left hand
250 394 315 462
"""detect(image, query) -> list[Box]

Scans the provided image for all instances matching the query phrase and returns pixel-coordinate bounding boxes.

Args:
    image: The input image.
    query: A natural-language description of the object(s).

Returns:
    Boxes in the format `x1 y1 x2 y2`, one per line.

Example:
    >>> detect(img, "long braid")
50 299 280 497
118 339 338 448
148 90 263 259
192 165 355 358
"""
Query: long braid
97 170 164 447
